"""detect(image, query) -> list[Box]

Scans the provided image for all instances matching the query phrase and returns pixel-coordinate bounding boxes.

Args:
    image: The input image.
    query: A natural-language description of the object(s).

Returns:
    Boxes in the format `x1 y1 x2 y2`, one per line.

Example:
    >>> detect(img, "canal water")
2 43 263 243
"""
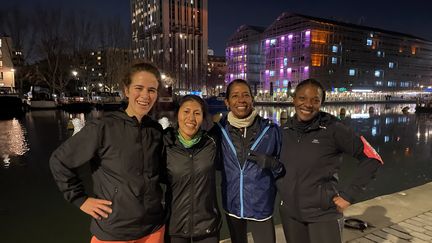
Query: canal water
0 103 431 242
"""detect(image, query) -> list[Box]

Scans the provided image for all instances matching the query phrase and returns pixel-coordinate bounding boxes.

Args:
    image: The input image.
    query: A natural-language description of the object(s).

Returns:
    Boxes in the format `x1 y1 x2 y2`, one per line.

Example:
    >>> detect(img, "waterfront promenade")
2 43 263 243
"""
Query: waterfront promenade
220 182 432 243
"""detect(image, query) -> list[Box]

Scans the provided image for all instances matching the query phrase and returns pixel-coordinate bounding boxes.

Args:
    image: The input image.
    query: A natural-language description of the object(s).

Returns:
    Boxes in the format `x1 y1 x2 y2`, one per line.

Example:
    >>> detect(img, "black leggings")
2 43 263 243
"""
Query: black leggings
167 235 219 243
225 214 275 243
280 204 343 243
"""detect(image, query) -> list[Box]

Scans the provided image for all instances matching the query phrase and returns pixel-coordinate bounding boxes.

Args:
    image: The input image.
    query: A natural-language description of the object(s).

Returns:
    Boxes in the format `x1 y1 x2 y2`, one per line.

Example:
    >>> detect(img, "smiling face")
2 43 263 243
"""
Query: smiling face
124 71 159 121
178 100 204 140
293 84 323 122
224 82 254 119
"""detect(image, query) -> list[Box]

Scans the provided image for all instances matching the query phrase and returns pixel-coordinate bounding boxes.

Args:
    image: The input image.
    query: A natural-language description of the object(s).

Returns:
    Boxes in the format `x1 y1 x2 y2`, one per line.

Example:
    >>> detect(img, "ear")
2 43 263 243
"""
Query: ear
224 99 230 110
123 86 129 98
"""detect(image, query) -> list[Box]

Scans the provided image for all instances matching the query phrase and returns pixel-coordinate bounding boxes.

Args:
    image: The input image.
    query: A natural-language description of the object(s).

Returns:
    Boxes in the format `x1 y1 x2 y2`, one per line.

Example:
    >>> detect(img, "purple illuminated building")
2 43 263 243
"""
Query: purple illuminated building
225 25 265 94
227 13 432 95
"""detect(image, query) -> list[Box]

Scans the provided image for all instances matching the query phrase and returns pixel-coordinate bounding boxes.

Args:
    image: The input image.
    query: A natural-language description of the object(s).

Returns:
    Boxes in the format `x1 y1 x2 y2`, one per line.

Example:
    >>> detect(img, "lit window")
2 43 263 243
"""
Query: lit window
283 80 288 87
375 81 383 86
387 81 396 87
332 45 338 53
270 39 276 46
366 38 372 46
97 56 101 60
331 57 337 64
375 70 383 78
349 69 356 76
377 51 385 57
269 71 275 77
283 58 288 66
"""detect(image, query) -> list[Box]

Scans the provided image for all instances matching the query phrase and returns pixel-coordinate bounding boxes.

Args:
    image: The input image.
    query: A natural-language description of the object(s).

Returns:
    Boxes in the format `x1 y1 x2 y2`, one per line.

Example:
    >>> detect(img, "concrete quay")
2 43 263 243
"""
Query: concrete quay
220 182 432 243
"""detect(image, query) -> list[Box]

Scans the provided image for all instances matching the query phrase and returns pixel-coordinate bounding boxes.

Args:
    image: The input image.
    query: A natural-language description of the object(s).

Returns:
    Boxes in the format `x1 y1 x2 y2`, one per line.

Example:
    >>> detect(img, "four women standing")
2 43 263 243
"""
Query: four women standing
51 66 382 243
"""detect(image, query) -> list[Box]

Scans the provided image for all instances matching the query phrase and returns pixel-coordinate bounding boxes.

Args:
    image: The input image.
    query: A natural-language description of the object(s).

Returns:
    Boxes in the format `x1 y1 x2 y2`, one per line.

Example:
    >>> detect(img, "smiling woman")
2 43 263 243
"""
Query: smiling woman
50 62 166 243
161 95 222 243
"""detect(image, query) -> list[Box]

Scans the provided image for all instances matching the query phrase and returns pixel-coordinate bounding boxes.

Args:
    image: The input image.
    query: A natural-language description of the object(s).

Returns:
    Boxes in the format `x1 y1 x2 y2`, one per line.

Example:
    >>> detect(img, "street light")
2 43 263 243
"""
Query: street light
72 70 78 77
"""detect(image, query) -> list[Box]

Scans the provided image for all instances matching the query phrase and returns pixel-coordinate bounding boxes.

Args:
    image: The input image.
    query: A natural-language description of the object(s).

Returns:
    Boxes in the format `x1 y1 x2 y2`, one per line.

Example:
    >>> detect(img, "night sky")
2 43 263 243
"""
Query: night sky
2 0 432 55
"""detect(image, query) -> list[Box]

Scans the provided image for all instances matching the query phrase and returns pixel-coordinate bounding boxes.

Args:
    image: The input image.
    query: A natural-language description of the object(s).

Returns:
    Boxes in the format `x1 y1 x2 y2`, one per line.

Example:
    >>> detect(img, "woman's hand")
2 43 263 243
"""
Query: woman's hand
80 197 113 220
333 196 351 213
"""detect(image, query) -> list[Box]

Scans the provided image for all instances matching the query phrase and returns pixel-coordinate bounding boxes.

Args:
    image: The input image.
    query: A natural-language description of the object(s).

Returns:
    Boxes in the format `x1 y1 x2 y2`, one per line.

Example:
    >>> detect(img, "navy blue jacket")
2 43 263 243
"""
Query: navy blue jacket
217 116 283 220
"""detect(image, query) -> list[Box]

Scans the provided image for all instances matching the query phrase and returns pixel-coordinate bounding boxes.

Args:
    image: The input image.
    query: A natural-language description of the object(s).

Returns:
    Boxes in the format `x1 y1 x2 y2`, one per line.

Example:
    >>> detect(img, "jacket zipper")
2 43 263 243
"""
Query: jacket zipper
189 152 195 240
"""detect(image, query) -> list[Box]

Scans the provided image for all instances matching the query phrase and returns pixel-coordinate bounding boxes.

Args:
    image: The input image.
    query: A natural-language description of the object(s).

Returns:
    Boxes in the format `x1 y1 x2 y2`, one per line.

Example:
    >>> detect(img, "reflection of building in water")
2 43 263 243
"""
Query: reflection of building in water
0 119 29 165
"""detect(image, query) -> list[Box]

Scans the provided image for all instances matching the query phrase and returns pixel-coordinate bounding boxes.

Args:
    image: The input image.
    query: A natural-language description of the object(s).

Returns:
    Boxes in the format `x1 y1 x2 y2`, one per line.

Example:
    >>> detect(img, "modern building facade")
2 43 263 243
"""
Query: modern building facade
225 25 265 94
131 0 208 91
227 13 432 96
0 36 15 93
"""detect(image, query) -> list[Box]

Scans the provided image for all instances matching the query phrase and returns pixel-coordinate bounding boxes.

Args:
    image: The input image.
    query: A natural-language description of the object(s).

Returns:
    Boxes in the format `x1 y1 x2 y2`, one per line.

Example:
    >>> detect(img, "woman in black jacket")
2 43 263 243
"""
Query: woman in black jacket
278 79 384 243
162 95 221 243
50 62 166 243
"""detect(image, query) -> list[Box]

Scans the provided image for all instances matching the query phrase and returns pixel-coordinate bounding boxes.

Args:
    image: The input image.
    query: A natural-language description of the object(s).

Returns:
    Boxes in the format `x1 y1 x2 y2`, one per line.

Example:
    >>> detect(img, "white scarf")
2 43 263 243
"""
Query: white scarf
227 109 258 129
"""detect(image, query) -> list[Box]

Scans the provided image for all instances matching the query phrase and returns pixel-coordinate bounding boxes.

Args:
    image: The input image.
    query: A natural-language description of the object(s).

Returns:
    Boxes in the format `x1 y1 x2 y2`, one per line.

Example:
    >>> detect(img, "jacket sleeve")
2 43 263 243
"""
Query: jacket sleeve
333 122 383 203
271 125 285 179
49 120 102 207
208 123 223 171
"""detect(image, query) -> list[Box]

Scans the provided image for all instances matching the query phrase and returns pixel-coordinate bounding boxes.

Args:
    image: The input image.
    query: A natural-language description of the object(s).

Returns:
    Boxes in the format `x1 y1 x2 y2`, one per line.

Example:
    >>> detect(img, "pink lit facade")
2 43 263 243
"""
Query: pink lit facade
261 30 311 92
225 25 265 93
227 13 432 94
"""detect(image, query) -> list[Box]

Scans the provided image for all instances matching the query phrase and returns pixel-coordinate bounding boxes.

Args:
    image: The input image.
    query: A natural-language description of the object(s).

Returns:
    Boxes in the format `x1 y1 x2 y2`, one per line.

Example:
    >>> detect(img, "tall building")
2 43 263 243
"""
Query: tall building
225 25 265 94
0 36 15 93
131 0 208 92
227 13 432 95
207 54 226 96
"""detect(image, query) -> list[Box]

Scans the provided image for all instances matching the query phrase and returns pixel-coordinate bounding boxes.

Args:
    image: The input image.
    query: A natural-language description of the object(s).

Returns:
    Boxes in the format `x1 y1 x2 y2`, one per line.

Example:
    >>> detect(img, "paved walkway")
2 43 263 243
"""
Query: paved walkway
221 182 432 243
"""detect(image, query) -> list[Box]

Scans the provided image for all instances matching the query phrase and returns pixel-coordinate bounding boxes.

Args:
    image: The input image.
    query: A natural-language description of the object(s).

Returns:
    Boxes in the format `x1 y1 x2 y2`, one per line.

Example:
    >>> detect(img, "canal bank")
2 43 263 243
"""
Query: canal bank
220 181 432 242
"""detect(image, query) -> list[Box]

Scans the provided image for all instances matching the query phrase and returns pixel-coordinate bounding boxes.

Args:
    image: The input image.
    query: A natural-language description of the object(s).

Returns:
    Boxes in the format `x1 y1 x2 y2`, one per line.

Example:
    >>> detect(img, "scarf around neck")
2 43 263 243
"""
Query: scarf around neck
177 129 203 148
227 109 258 128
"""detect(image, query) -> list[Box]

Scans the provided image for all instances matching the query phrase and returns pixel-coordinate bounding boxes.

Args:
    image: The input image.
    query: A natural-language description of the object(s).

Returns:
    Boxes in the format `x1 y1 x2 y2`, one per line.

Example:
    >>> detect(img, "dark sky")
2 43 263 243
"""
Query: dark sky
3 0 432 55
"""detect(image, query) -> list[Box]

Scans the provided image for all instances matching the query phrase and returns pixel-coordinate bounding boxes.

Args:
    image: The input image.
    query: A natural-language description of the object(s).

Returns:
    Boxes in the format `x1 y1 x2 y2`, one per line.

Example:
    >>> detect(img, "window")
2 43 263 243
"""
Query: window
388 62 395 69
400 82 409 87
349 69 356 76
283 80 288 87
283 57 288 66
331 57 337 64
387 81 396 87
0 61 2 67
377 51 385 57
269 70 275 77
275 80 280 87
375 81 383 86
332 45 338 53
375 70 384 78
366 38 372 46
0 72 3 80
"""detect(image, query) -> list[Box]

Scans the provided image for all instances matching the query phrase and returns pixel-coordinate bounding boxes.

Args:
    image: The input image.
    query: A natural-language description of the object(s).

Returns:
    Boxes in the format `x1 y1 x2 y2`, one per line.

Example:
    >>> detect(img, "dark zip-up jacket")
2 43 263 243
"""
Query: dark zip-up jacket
162 127 221 238
217 116 283 220
50 110 165 241
278 112 383 222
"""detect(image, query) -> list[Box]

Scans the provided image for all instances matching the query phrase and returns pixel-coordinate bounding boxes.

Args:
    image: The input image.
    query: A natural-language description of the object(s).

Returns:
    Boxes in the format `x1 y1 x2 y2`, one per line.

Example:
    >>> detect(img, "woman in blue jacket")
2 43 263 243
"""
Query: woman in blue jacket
216 79 284 243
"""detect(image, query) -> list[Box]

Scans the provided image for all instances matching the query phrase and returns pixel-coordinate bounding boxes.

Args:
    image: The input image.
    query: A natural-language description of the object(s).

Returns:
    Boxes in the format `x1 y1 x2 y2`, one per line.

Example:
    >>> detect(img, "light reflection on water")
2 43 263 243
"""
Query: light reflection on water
0 119 30 168
0 104 431 242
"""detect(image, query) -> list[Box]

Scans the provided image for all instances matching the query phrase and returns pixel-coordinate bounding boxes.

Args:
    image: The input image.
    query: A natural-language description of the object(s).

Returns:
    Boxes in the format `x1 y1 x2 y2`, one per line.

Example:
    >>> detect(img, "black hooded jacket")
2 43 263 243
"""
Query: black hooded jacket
162 127 221 238
50 110 165 241
277 112 382 222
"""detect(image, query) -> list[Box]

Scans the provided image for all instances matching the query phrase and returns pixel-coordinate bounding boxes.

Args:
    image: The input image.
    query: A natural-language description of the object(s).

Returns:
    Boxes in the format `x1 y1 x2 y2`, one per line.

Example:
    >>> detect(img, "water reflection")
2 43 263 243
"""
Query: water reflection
0 119 30 168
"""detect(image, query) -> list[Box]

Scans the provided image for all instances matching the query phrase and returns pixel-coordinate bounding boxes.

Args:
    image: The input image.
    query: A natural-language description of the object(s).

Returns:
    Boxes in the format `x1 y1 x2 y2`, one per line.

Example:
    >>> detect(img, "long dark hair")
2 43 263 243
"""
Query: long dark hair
294 78 326 103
